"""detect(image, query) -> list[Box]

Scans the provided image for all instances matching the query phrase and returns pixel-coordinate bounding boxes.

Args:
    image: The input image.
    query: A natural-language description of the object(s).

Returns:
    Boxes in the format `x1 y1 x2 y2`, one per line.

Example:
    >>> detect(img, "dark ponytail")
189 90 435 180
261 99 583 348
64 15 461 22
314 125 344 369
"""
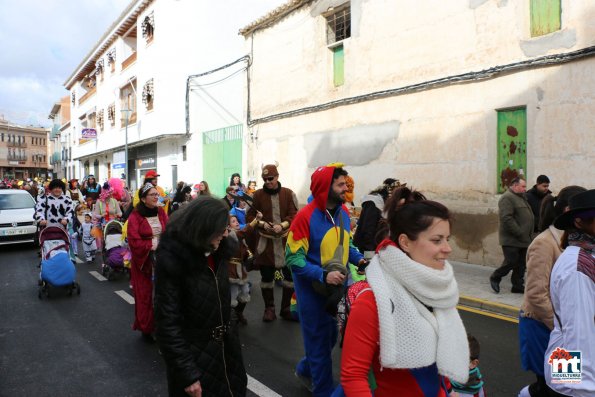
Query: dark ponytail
384 187 451 247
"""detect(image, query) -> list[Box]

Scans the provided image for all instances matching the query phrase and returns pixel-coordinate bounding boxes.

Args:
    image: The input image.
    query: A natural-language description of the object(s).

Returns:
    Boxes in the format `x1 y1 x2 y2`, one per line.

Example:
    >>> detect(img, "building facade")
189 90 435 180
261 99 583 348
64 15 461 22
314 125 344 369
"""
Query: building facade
0 117 49 180
48 96 73 180
241 0 595 266
63 0 279 194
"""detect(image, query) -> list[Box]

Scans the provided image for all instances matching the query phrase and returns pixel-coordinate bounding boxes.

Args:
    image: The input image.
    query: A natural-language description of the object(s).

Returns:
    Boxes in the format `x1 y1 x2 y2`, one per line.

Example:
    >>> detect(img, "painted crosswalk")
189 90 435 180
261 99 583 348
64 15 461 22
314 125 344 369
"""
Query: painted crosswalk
115 290 135 304
89 270 107 281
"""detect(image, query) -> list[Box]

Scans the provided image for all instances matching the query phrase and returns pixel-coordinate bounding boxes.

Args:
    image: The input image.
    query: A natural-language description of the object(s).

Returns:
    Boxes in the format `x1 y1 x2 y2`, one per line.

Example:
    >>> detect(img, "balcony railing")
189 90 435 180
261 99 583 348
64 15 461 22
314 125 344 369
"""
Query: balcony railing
121 52 137 70
7 154 27 161
50 124 60 140
79 86 97 105
6 141 27 148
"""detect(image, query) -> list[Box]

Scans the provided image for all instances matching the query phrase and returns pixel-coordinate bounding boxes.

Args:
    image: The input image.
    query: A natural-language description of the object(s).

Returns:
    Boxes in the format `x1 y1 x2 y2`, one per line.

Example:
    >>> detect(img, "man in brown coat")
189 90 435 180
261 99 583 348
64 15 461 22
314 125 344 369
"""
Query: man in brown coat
246 164 299 322
490 177 534 294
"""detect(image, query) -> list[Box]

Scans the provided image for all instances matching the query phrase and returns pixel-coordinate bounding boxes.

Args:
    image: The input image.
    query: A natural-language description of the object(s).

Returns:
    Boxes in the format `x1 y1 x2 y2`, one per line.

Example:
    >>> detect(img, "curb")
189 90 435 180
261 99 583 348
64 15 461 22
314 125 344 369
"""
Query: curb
458 295 520 320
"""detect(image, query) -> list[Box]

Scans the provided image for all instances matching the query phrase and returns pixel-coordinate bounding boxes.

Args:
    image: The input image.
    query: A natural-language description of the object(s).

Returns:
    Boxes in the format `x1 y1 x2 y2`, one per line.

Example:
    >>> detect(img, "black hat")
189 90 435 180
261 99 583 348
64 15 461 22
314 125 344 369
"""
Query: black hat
553 189 595 230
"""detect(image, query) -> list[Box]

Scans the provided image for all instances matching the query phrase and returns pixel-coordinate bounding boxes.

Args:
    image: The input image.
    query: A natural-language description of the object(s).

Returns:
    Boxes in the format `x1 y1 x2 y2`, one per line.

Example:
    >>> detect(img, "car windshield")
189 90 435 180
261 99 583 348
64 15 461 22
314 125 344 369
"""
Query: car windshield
0 193 35 210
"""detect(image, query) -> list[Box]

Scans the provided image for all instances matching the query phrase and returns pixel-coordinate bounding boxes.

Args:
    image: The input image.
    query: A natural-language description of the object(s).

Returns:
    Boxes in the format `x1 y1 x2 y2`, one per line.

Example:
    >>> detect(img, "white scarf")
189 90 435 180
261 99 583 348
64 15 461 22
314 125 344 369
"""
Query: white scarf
365 245 469 383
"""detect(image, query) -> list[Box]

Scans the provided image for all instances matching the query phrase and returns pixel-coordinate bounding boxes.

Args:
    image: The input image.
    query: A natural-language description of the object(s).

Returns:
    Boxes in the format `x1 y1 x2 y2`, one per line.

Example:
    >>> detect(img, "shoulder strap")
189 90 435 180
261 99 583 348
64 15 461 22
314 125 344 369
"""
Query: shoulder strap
44 195 48 220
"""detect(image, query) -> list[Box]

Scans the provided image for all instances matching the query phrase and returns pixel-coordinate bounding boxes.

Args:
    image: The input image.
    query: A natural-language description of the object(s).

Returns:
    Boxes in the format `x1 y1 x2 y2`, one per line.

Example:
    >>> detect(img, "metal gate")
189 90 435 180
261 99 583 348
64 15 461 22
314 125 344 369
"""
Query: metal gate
202 124 243 197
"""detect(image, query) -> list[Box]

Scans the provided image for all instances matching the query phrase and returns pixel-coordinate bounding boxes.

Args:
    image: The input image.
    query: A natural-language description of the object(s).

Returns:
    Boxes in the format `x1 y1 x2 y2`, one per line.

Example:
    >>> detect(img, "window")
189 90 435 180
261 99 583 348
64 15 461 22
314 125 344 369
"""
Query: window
142 12 155 43
107 103 116 126
182 145 187 161
1 133 3 142
120 79 137 125
326 5 351 44
497 108 527 193
530 0 560 37
107 49 116 73
97 109 105 130
142 78 154 111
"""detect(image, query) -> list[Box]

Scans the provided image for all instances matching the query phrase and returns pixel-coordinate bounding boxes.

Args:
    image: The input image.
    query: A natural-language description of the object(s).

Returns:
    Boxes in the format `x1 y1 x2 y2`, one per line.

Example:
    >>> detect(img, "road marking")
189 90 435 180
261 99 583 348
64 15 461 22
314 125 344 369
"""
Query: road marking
457 305 519 324
247 375 282 397
89 271 107 281
115 290 135 305
75 257 83 264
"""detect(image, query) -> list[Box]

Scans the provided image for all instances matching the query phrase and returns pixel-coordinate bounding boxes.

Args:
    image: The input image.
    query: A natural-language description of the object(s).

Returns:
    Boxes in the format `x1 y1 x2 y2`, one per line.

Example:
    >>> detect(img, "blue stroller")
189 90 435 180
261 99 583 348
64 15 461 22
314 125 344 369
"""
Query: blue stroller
38 225 81 299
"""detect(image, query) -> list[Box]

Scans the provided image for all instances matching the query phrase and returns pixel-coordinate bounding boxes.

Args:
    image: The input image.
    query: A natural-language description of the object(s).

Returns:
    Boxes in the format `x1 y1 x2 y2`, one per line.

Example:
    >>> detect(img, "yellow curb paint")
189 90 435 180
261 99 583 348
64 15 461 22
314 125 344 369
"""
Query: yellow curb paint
459 295 520 311
457 305 519 324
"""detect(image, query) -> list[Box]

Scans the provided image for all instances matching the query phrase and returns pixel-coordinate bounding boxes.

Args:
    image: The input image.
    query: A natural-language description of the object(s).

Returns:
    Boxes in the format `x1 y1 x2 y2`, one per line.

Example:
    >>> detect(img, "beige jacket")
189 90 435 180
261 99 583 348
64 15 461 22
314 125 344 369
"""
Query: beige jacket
520 225 563 330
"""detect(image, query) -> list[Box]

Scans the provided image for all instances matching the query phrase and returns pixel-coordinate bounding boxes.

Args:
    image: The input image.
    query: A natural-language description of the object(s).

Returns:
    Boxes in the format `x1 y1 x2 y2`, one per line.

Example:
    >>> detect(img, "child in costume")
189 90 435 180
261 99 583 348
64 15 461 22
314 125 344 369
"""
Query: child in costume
450 334 487 397
228 214 253 325
80 213 97 263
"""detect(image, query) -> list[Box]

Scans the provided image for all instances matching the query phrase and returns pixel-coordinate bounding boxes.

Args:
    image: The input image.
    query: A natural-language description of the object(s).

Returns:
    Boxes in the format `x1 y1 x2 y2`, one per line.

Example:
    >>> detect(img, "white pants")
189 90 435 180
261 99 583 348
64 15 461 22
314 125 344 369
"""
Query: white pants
230 283 251 307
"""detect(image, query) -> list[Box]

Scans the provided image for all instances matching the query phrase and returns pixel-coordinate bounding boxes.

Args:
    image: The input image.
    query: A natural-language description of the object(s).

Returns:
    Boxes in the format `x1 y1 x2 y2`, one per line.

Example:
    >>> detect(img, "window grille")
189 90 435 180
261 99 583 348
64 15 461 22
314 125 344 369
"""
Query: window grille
142 12 155 41
326 6 351 44
142 78 154 109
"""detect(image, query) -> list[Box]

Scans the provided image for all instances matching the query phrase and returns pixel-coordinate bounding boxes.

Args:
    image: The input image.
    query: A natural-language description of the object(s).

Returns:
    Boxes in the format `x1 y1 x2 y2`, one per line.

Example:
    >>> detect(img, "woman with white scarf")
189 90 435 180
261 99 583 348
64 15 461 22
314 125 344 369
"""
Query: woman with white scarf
340 187 469 396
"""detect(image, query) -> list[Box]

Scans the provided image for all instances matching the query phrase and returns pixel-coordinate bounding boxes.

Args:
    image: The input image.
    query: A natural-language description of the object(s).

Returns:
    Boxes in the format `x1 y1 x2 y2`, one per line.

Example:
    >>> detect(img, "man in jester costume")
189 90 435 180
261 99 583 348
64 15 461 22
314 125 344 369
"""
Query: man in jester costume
286 163 366 397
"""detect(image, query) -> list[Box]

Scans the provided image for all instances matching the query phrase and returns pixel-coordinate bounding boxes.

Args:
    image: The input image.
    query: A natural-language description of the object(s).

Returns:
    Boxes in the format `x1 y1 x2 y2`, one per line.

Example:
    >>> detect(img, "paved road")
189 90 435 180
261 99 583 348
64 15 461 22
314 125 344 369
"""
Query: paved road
0 244 533 396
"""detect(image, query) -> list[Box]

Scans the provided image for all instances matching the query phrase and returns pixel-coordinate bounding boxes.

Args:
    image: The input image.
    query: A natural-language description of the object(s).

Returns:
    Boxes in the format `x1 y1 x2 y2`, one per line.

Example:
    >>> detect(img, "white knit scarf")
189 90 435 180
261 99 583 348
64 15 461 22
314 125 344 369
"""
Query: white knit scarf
365 245 469 383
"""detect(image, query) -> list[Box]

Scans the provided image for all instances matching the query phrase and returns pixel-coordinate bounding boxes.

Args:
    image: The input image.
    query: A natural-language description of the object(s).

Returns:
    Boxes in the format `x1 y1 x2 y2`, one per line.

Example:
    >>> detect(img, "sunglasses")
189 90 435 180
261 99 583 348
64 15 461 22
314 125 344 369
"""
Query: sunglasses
263 176 275 182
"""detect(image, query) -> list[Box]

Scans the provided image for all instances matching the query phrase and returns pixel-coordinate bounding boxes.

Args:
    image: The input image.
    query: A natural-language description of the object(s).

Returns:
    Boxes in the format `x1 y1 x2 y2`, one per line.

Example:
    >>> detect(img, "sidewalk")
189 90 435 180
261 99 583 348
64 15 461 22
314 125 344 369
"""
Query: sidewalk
451 261 522 320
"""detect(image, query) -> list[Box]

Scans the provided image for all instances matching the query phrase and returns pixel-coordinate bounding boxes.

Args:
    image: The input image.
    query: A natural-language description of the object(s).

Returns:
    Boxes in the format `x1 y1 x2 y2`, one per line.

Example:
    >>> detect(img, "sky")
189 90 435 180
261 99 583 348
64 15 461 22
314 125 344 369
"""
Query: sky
0 0 285 128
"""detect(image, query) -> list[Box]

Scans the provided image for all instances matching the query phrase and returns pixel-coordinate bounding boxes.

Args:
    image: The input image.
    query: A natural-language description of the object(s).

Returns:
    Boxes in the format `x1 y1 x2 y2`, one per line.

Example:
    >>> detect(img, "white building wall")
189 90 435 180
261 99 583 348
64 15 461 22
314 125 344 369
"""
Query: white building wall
244 0 595 266
69 0 286 190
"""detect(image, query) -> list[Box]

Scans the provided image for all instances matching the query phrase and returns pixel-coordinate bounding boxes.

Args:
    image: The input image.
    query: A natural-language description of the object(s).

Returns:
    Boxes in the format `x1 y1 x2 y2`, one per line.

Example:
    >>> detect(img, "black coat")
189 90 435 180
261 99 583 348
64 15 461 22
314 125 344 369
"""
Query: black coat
155 233 247 397
526 186 551 232
353 200 383 253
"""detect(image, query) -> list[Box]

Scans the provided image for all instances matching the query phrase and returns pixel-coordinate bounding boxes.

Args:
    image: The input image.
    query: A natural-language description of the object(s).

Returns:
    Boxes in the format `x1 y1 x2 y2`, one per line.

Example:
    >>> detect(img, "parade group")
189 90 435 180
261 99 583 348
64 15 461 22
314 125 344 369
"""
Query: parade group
2 163 593 397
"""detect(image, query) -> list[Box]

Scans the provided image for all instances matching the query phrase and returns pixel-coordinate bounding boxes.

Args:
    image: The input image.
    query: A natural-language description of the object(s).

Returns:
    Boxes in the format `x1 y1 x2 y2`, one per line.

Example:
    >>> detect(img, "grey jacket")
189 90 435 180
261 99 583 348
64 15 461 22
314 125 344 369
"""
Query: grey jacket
498 188 534 247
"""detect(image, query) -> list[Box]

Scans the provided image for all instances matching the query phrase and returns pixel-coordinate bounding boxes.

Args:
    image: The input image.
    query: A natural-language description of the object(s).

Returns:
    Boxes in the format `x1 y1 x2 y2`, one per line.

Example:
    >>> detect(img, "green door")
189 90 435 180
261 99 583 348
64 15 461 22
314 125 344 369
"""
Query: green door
497 108 527 193
202 124 243 197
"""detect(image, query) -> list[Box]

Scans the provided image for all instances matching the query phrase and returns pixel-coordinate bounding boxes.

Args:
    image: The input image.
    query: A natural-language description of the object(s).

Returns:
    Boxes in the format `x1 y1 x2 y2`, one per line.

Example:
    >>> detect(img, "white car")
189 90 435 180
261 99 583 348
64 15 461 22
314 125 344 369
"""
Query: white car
0 189 37 245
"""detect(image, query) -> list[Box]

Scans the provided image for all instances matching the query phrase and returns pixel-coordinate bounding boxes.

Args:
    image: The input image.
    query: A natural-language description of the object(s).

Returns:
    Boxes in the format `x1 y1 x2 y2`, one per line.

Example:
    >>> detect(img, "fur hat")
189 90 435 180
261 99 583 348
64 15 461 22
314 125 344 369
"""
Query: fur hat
261 164 279 177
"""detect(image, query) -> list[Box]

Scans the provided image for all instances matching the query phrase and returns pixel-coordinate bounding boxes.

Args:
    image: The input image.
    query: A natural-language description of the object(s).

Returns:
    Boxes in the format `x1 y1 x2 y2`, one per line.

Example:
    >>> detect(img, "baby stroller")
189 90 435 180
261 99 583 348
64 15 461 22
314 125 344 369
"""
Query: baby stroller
38 225 81 299
101 220 129 281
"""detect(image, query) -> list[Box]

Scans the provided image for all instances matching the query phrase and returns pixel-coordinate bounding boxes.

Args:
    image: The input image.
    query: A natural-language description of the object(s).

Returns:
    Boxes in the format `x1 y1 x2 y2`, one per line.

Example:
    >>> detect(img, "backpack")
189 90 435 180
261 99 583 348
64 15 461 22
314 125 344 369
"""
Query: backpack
337 280 372 347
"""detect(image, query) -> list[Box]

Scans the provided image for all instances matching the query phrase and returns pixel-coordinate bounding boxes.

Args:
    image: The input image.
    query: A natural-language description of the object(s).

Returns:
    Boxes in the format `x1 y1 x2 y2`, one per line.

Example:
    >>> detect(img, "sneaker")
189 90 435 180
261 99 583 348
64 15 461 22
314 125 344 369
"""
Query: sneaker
294 371 313 392
518 385 530 397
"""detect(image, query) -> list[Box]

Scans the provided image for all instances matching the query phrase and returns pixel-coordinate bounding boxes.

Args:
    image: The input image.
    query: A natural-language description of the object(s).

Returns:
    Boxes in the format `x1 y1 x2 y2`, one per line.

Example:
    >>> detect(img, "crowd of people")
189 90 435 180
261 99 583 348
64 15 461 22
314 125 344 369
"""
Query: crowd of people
5 166 593 397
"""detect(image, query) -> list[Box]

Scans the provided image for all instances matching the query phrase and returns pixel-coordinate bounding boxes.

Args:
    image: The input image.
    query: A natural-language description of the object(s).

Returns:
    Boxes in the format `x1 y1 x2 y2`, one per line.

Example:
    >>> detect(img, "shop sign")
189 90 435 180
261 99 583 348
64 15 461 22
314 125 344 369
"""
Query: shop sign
137 157 156 168
79 128 97 144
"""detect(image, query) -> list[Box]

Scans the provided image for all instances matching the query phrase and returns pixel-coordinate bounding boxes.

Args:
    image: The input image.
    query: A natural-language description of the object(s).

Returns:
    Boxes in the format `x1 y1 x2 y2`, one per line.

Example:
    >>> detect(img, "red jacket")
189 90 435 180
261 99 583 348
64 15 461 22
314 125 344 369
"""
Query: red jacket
127 208 168 275
341 288 452 397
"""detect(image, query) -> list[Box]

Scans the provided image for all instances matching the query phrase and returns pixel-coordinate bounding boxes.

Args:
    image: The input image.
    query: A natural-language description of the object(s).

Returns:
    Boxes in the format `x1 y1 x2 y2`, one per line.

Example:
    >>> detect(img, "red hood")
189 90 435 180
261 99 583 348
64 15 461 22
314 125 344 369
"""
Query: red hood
310 163 345 211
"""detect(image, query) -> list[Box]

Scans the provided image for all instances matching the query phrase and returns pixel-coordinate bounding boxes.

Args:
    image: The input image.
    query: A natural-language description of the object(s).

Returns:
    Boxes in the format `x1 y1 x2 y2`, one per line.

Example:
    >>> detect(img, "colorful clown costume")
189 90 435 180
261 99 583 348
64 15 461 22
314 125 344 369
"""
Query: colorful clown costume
286 164 364 397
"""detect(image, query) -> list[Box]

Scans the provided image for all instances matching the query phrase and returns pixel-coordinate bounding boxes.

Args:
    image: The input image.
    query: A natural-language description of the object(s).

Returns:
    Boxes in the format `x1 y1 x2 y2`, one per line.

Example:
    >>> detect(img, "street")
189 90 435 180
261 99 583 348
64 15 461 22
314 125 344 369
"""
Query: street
0 244 533 396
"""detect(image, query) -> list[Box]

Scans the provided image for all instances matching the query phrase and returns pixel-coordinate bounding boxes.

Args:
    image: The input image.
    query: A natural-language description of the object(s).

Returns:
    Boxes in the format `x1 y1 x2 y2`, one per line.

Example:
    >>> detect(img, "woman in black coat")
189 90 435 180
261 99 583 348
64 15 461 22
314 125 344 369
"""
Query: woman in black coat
155 196 247 397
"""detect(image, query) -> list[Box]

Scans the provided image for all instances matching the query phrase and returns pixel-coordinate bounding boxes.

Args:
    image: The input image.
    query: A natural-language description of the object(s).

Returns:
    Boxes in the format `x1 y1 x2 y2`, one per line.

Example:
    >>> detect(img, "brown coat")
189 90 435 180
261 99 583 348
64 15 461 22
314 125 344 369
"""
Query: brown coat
246 185 298 268
520 225 563 330
228 230 250 283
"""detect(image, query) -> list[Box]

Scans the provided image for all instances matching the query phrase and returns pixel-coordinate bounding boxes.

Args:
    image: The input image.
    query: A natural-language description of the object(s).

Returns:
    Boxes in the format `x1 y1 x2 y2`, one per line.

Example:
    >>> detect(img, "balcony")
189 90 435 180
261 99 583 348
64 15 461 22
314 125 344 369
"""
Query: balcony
50 124 60 140
121 52 137 70
79 86 97 105
7 141 27 148
7 154 27 161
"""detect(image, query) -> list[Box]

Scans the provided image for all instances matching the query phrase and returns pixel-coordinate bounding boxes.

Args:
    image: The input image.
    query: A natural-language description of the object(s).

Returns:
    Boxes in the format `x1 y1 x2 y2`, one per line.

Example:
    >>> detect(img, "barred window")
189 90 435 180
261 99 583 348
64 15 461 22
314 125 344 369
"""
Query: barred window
142 12 155 42
326 6 351 45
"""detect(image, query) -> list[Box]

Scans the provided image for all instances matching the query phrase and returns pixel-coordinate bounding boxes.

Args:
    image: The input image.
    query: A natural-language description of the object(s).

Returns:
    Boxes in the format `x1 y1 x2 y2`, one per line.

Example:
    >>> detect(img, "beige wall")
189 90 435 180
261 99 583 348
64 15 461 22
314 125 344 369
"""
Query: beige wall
245 1 595 266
